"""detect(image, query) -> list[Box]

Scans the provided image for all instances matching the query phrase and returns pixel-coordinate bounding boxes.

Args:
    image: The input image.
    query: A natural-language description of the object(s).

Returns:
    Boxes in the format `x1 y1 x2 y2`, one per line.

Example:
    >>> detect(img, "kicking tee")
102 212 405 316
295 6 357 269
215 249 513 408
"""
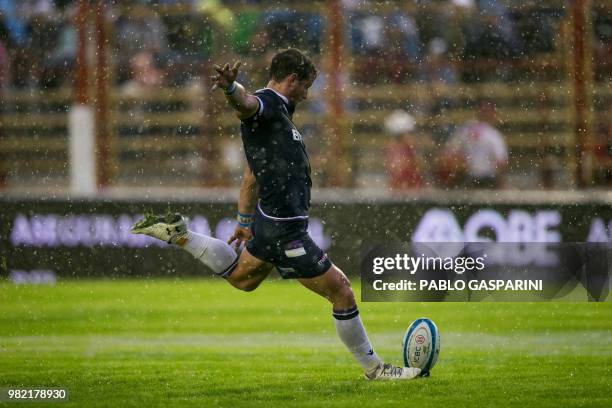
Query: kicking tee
240 88 312 218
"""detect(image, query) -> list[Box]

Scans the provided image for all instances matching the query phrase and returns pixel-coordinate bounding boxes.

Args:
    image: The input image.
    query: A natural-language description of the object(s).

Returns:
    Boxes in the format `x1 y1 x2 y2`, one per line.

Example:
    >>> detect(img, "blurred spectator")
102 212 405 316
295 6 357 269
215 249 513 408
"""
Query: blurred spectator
19 0 55 14
262 10 322 54
115 8 168 85
453 0 474 7
0 0 28 47
461 0 522 82
231 9 261 55
0 8 10 91
514 8 558 55
593 8 612 82
237 15 275 87
143 0 193 4
419 38 458 84
593 105 612 186
347 2 421 84
415 1 466 64
41 7 76 89
120 50 163 97
0 0 80 89
197 0 234 31
439 100 507 188
162 13 213 86
119 50 164 133
384 13 421 83
388 14 421 62
6 0 60 89
383 110 424 190
351 13 384 53
0 39 7 90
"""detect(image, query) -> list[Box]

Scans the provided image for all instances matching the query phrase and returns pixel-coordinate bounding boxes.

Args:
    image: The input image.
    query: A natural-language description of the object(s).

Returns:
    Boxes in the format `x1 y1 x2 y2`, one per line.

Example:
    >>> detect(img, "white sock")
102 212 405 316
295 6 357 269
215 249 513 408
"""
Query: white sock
180 231 238 277
333 307 382 373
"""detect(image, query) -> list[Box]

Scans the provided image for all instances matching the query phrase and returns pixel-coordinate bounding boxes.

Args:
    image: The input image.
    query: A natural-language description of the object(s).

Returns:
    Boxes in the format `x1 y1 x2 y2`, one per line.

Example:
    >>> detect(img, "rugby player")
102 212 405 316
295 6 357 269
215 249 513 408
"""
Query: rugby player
131 48 420 380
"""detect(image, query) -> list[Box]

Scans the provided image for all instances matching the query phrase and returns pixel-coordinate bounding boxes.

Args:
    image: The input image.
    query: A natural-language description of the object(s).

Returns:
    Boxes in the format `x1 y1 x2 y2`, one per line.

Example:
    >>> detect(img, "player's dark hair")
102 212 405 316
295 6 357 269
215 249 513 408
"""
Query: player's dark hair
269 48 317 82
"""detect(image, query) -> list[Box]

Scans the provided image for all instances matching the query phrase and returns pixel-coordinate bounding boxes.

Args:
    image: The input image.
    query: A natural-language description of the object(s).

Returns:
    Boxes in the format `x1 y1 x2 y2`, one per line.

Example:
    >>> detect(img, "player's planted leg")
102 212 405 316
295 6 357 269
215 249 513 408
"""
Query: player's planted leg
299 265 421 380
131 212 238 277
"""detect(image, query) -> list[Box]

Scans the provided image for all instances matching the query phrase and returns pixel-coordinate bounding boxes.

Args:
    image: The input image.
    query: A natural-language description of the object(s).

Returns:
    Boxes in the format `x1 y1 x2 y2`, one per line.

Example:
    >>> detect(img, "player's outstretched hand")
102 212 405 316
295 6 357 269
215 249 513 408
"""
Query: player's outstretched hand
211 61 242 91
227 224 252 250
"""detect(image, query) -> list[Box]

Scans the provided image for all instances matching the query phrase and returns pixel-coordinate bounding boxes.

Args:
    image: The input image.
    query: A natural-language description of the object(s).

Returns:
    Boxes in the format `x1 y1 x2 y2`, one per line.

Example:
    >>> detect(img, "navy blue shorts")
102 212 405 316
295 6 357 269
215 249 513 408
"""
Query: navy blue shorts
245 208 332 279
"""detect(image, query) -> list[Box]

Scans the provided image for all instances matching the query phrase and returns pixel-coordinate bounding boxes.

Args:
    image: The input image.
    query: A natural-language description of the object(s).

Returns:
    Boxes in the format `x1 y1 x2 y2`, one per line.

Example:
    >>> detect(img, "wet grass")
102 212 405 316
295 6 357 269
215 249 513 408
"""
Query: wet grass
0 279 611 407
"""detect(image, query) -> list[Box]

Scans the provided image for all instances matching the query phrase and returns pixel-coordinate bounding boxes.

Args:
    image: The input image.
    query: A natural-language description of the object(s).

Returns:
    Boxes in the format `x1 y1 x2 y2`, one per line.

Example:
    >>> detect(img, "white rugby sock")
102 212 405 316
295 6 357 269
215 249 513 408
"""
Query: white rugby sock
179 231 238 277
333 307 382 373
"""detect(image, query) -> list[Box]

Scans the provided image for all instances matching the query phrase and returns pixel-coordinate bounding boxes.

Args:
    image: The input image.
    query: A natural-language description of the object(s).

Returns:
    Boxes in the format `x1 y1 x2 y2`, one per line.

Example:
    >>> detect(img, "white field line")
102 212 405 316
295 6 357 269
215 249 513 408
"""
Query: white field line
1 331 611 357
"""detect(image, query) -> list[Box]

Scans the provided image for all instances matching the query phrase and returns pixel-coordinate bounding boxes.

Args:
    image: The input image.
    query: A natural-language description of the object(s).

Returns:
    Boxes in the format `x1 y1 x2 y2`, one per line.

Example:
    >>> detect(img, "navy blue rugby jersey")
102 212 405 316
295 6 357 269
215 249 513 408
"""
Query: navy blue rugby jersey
240 88 312 218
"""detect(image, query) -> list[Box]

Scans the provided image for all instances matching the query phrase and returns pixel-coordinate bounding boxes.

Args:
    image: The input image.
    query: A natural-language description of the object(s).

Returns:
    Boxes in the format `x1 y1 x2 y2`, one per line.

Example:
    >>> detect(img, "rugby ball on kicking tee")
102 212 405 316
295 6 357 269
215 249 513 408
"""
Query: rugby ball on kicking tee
403 318 440 376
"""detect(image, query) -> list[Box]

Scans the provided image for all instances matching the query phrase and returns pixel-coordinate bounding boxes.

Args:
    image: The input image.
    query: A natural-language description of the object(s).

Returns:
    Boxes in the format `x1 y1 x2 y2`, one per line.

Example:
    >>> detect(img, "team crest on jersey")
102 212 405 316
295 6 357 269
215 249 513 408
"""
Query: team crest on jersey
291 128 303 142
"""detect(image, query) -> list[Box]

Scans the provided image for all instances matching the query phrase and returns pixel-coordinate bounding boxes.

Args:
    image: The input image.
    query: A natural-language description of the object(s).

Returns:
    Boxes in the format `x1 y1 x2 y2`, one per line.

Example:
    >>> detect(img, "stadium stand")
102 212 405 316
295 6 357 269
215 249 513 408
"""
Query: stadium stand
0 0 609 190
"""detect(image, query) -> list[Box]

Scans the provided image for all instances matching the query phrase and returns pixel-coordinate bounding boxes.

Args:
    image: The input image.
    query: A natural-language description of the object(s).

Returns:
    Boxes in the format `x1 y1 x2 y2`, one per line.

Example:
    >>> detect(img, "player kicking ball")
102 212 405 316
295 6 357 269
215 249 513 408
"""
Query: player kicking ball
131 48 420 380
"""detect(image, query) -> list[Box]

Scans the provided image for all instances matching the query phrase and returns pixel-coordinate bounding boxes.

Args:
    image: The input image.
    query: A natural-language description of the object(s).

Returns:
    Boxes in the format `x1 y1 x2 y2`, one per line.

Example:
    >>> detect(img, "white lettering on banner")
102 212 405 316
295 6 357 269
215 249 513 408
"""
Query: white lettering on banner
190 216 212 236
11 214 31 246
508 210 535 242
9 270 57 285
587 217 612 242
9 213 330 251
307 218 331 251
464 209 507 241
10 213 180 248
413 208 562 243
412 208 563 266
411 209 463 243
535 211 561 242
215 218 238 244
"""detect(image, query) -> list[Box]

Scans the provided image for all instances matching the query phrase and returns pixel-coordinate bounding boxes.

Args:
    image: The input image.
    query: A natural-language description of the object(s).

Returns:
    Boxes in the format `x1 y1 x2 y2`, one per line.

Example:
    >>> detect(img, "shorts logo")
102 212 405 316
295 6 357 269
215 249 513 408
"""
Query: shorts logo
292 128 303 142
317 253 328 266
284 240 306 258
285 247 306 258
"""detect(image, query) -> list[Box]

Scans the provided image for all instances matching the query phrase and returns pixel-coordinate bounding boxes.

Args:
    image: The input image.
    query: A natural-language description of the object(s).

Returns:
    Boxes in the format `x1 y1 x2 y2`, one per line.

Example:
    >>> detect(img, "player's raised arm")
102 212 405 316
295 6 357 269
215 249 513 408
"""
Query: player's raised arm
211 61 260 120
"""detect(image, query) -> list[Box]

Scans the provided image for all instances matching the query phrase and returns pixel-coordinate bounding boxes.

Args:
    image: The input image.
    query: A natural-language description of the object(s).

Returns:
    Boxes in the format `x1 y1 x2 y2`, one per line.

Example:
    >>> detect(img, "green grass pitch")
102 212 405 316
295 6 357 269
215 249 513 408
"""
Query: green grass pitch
0 279 611 407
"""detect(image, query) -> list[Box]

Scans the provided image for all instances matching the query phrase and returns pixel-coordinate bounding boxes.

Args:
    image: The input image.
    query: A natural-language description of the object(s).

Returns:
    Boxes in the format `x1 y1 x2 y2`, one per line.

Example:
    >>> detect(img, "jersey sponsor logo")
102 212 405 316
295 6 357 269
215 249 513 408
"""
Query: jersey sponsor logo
291 128 303 142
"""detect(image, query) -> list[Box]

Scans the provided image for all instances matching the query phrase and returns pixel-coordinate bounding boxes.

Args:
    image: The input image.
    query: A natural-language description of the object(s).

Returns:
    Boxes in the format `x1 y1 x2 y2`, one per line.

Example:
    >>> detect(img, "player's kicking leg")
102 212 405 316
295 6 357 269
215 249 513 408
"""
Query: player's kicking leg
299 265 421 380
130 212 272 290
131 212 419 380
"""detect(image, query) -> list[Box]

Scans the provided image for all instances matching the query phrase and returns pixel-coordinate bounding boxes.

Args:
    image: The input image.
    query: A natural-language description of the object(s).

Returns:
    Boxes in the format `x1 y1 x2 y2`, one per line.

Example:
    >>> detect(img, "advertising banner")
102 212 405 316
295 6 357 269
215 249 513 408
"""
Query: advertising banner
1 198 612 284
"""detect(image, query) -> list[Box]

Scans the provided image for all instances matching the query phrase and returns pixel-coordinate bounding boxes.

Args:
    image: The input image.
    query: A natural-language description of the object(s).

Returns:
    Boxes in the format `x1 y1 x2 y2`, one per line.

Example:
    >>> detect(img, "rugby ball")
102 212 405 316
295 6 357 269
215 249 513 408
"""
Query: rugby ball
402 318 440 376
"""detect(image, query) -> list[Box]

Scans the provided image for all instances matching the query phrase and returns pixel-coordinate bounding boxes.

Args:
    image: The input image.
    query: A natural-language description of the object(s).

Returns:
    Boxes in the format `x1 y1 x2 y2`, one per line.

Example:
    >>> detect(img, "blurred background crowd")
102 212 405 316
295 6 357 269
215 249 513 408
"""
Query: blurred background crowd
0 0 610 192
